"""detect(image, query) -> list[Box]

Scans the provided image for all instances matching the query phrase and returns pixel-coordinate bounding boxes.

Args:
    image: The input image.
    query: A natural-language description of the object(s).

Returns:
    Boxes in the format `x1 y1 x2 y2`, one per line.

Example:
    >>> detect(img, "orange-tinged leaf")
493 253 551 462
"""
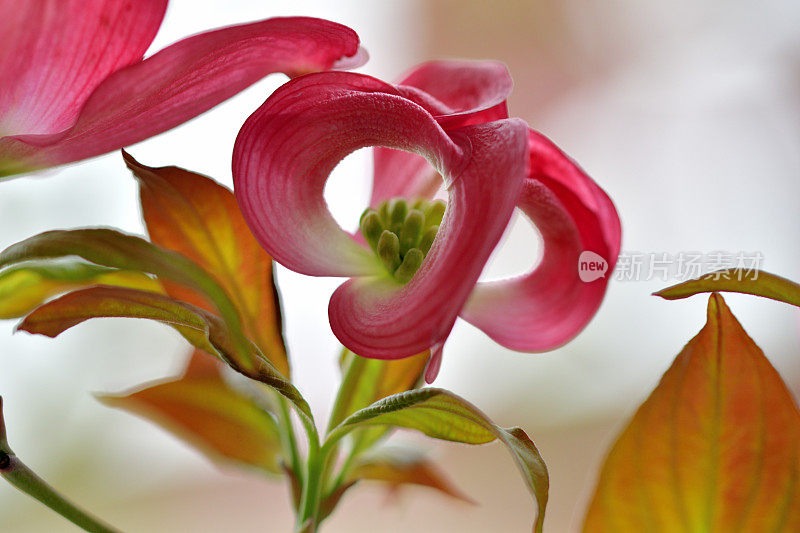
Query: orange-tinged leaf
0 229 312 420
655 268 800 308
17 285 312 422
349 452 474 504
0 228 250 362
584 293 800 532
99 350 282 473
124 151 288 377
0 260 161 319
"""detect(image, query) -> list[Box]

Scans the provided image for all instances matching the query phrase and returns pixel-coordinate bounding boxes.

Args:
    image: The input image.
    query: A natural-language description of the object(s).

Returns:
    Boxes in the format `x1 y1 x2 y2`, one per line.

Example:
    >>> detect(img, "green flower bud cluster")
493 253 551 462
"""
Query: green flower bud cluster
360 197 446 283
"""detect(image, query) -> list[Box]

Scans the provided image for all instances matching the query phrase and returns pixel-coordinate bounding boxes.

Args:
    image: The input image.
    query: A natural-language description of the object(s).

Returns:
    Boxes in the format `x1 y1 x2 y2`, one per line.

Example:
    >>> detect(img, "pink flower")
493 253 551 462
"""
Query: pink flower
233 61 621 379
0 0 363 177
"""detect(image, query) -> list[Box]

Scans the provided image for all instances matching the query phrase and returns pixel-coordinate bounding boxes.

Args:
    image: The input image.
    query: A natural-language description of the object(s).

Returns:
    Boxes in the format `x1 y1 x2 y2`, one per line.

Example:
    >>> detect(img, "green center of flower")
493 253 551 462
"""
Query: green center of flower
360 197 445 283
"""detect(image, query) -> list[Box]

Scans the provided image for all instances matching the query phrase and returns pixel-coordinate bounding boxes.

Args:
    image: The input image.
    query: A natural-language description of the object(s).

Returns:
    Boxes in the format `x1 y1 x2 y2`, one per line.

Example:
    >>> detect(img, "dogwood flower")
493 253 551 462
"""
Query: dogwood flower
0 0 363 177
233 61 620 380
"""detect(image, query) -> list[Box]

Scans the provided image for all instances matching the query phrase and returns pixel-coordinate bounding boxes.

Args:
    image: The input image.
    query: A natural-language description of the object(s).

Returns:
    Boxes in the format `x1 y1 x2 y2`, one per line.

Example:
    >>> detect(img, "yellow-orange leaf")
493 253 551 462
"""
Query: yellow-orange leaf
655 268 800 308
99 350 282 473
584 293 800 532
0 260 160 319
124 151 288 377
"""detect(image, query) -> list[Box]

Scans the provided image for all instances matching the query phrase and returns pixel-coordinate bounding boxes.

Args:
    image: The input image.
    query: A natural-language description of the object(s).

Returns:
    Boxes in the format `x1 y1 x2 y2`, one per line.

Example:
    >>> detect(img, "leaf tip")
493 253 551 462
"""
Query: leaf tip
706 291 729 321
91 392 117 406
653 284 685 300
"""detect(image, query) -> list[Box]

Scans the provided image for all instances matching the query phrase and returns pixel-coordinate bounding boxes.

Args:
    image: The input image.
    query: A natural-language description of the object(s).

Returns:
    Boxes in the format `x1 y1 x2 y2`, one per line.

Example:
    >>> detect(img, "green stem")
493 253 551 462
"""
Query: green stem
277 396 303 486
295 440 322 532
0 398 119 533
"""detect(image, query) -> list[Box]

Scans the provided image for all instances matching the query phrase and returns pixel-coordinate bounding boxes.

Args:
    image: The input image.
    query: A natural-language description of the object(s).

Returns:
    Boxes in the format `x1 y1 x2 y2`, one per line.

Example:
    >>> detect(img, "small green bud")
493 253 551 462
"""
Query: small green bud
360 211 384 252
423 200 446 227
359 207 373 226
378 202 390 227
394 248 424 283
410 198 426 210
398 209 425 255
377 230 401 273
388 198 408 233
419 225 438 255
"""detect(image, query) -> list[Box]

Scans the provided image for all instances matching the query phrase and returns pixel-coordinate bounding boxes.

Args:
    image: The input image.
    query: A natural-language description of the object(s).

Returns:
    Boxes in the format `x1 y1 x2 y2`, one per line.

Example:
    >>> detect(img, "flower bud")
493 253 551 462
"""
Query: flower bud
388 198 408 233
377 230 401 272
419 225 438 255
360 210 384 252
399 209 424 255
378 202 390 227
394 248 424 283
423 200 446 227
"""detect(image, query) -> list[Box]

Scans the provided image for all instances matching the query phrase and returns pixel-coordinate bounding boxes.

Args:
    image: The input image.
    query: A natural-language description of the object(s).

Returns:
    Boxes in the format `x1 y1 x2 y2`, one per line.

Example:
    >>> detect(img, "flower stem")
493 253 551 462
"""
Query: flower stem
0 397 120 533
277 396 303 486
295 445 323 532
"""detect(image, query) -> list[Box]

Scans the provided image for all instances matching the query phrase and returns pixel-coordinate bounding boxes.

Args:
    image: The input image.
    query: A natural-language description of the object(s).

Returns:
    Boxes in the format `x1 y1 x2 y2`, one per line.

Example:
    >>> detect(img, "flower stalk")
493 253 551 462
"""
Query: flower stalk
0 397 120 533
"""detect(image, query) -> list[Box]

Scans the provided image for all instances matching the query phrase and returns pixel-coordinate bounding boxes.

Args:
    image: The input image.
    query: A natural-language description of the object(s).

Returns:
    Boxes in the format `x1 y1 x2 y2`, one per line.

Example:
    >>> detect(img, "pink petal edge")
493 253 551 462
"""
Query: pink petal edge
424 342 444 383
460 130 622 351
370 60 513 206
0 17 361 177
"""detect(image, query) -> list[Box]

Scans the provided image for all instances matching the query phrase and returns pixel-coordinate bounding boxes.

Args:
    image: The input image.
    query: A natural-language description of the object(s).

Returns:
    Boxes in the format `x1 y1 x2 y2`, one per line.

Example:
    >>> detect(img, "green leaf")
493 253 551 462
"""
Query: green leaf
18 285 312 422
330 349 429 429
327 388 549 533
99 350 283 473
655 268 800 308
0 259 160 319
0 228 250 360
328 349 429 454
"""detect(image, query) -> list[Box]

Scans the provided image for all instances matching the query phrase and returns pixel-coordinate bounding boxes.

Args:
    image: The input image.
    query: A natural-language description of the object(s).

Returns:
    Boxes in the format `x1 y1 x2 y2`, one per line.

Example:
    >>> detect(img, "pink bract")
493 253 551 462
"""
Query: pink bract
0 0 363 177
233 60 621 375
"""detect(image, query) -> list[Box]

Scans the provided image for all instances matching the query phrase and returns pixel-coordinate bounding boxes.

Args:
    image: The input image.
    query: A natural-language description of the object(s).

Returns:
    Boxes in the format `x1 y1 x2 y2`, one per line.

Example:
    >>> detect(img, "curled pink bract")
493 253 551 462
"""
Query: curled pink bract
233 60 621 371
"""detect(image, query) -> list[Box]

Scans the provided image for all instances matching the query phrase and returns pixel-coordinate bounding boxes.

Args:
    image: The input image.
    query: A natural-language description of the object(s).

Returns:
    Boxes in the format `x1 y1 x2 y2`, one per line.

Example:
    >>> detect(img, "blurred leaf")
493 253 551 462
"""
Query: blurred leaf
328 388 548 533
99 349 282 473
655 268 800 308
584 294 800 532
282 462 303 511
349 451 474 504
18 285 312 422
0 260 160 319
125 151 289 377
318 480 357 522
329 349 429 453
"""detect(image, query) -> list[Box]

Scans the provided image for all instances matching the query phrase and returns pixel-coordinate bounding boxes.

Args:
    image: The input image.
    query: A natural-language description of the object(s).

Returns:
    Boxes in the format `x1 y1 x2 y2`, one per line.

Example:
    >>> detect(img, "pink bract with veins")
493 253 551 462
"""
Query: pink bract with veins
233 60 621 379
0 0 363 177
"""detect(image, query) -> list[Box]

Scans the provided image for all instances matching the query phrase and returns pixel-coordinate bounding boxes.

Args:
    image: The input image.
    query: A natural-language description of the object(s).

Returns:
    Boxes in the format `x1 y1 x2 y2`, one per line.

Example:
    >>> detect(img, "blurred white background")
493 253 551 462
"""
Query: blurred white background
1 0 799 531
